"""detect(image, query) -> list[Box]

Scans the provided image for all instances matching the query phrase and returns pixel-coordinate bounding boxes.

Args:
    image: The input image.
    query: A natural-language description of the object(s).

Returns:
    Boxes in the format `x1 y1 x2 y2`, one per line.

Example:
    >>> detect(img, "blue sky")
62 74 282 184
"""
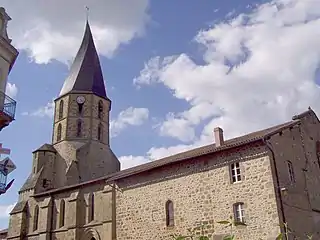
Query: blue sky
1 0 320 230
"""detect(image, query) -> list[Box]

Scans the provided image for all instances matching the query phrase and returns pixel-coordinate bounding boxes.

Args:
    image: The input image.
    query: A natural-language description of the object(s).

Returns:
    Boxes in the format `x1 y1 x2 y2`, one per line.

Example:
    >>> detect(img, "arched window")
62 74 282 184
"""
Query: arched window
287 160 295 183
165 200 174 227
58 100 64 120
98 100 103 119
59 200 65 227
33 205 39 231
316 141 320 169
57 124 62 141
89 193 94 222
78 103 83 115
76 119 82 137
97 123 102 141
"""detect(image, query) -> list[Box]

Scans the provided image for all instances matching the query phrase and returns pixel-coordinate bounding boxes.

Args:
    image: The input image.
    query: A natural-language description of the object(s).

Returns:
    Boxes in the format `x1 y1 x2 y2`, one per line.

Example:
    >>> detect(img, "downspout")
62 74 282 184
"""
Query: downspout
262 138 287 239
297 124 313 211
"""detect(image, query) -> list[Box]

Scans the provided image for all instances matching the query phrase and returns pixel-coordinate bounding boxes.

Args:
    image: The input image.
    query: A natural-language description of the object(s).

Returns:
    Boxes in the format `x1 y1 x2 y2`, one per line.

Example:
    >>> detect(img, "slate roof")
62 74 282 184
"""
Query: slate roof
32 143 56 153
19 167 43 193
109 118 301 181
10 200 27 215
33 109 314 198
113 108 312 181
59 21 107 98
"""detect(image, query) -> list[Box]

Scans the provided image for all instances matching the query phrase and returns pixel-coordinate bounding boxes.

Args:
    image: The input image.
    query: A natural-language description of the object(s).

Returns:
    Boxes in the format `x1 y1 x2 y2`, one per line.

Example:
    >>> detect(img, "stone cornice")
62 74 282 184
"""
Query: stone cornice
0 36 18 59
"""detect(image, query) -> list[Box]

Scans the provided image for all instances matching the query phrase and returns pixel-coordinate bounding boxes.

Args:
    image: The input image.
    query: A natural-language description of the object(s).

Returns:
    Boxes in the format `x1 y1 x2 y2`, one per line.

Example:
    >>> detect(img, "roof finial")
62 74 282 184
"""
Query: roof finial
85 6 89 22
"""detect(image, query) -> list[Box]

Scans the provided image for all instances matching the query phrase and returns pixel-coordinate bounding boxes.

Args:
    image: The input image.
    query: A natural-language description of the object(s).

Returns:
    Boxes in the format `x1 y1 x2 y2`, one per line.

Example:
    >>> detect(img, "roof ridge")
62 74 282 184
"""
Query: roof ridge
109 119 300 181
32 110 309 197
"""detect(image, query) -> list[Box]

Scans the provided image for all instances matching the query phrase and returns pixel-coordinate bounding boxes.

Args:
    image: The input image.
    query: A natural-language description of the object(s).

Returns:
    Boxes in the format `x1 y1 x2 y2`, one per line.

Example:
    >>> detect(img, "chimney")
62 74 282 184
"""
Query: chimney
214 127 224 147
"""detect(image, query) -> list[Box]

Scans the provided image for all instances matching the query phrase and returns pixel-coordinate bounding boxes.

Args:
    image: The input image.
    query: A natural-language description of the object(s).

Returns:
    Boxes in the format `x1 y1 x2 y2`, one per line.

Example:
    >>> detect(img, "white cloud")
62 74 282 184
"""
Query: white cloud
2 0 150 64
5 83 18 99
119 142 202 170
0 203 15 218
111 107 149 137
119 155 150 170
122 0 320 167
22 100 54 118
159 112 195 142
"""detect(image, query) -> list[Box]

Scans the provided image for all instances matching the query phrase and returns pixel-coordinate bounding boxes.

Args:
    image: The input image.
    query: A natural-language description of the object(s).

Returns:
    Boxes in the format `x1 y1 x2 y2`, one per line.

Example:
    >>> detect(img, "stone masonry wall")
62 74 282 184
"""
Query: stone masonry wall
53 95 69 144
8 182 115 240
0 46 11 93
48 182 115 240
0 36 17 94
91 95 111 146
115 143 281 240
65 93 92 141
269 112 320 239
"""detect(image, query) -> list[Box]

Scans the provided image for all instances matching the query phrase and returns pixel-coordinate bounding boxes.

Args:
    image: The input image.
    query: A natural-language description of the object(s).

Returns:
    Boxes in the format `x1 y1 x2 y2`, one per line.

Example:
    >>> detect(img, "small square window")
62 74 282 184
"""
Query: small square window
233 202 245 223
230 162 241 183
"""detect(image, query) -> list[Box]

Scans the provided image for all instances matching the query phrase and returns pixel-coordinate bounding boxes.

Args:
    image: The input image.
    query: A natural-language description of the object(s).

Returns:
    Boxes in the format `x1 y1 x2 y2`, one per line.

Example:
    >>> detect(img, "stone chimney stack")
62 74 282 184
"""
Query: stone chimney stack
214 127 224 147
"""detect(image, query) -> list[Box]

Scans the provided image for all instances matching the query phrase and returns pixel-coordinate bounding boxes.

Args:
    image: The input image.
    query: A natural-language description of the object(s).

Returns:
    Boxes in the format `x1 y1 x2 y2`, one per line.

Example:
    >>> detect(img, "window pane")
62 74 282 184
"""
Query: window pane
166 200 174 226
234 203 244 223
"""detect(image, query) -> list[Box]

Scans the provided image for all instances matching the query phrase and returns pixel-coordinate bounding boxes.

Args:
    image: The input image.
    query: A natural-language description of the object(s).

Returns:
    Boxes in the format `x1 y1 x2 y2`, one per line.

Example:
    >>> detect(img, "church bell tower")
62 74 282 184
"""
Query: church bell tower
51 21 120 185
53 21 111 145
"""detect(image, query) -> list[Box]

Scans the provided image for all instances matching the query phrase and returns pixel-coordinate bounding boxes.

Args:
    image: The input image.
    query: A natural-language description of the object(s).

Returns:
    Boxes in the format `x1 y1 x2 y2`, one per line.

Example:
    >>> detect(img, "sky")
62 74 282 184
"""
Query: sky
0 0 320 230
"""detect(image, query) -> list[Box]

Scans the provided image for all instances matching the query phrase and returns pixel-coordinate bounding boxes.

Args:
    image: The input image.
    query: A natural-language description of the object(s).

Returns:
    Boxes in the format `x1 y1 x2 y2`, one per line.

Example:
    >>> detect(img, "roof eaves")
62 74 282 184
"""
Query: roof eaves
109 136 264 181
31 115 303 196
263 120 300 139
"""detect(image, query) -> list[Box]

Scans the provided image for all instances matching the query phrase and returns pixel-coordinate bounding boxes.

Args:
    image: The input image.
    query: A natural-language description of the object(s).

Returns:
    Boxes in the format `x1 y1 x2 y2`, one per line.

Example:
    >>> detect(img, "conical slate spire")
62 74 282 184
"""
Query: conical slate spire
59 21 107 98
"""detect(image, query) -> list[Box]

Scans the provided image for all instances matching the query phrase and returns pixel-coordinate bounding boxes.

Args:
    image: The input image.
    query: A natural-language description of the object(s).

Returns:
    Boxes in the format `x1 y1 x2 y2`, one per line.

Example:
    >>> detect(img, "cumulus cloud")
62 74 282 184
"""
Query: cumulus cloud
119 155 150 170
22 100 55 118
110 107 149 137
5 83 18 99
2 0 150 64
119 142 201 170
122 0 320 167
0 203 15 218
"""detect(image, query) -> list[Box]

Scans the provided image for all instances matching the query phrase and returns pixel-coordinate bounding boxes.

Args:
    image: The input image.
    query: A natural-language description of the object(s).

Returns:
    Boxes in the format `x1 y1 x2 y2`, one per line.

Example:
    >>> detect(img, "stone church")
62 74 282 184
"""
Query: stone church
6 21 320 240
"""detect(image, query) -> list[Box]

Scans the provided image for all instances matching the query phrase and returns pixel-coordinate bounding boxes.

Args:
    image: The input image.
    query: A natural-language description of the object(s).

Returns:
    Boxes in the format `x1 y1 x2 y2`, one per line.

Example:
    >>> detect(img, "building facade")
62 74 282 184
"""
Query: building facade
0 7 18 131
6 21 320 240
0 7 19 238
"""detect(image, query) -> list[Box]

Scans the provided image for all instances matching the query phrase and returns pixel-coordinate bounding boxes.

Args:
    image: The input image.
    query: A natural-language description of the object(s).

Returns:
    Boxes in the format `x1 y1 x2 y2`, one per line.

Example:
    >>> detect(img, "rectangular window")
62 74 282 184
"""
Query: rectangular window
230 162 241 183
287 161 295 183
233 202 245 223
166 200 174 227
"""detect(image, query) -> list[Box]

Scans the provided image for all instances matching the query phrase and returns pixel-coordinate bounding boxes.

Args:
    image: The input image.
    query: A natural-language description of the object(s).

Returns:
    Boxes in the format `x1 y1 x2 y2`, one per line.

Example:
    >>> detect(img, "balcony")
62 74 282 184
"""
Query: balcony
0 91 16 131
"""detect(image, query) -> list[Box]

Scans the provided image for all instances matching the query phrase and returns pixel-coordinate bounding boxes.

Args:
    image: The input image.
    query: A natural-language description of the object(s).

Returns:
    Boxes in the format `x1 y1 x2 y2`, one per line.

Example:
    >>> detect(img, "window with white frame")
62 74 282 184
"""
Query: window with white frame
230 162 241 183
233 202 245 223
287 160 295 183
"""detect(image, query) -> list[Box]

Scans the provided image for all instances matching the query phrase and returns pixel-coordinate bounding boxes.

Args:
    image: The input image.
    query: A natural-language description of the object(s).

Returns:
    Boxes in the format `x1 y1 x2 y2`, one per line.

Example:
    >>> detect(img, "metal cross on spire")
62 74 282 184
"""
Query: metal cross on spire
85 6 90 21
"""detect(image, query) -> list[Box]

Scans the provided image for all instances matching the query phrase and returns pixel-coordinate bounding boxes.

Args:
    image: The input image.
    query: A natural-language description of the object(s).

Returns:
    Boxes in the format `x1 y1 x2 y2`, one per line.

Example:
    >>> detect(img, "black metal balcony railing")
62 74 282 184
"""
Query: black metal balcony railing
0 91 16 119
